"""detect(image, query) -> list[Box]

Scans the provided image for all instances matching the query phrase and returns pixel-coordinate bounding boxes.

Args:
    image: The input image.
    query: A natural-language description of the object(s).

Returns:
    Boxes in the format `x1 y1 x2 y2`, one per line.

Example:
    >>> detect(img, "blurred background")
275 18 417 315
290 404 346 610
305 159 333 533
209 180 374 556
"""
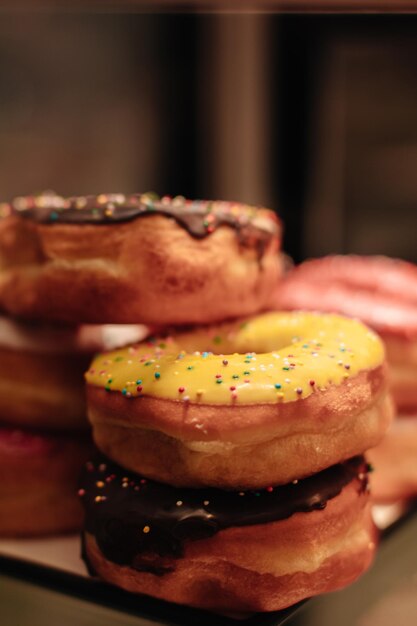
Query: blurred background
0 12 416 262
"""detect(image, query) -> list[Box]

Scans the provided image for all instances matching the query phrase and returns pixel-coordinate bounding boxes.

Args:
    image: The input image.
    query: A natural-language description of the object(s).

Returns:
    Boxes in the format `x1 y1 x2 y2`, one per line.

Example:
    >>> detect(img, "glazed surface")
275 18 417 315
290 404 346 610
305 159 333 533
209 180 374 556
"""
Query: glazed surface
274 255 417 339
80 455 368 570
6 191 279 241
0 316 148 353
86 312 384 405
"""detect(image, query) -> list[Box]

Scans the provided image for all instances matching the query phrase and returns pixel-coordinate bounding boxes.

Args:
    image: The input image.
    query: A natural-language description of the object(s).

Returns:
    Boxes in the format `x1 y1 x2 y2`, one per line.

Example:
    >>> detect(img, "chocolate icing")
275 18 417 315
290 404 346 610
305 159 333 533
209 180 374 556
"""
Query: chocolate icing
80 456 368 575
10 192 279 242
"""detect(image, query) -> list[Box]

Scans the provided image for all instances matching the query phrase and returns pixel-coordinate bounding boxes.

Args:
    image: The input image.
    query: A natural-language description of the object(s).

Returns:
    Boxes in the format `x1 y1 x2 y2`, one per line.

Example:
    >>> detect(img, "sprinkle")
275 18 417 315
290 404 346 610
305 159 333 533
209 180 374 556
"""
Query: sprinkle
176 500 183 507
243 371 250 375
107 378 113 384
274 383 282 389
203 500 210 506
232 374 240 379
99 464 107 472
215 374 222 379
178 386 185 393
231 391 238 399
344 364 351 370
183 396 190 402
187 366 194 370
276 392 284 400
309 380 315 386
143 525 151 534
136 385 143 392
122 388 127 396
222 359 228 366
239 492 245 496
95 495 106 503
105 385 111 392
282 366 290 371
154 372 161 379
296 387 303 395
136 379 142 384
78 489 85 497
96 481 105 488
266 486 274 492
216 379 223 384
196 389 205 397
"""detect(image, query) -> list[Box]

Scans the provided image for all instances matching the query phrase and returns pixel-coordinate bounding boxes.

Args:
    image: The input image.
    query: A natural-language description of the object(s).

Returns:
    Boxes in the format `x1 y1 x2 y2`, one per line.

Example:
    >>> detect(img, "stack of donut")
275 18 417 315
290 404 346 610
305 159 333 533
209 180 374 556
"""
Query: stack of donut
0 195 147 536
0 190 281 542
79 310 392 614
0 193 393 614
273 255 417 503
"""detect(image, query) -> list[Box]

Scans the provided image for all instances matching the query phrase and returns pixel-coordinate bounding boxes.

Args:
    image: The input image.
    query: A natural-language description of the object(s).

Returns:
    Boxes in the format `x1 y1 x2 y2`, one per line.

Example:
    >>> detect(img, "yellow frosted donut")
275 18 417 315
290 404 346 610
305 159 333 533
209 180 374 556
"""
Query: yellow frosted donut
86 312 393 488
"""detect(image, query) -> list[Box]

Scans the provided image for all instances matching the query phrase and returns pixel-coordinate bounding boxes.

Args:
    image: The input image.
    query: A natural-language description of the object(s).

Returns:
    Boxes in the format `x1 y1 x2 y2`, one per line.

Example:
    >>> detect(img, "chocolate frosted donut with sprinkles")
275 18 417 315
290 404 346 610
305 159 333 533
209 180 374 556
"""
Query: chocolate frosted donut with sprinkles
0 191 282 325
85 311 393 489
79 455 377 614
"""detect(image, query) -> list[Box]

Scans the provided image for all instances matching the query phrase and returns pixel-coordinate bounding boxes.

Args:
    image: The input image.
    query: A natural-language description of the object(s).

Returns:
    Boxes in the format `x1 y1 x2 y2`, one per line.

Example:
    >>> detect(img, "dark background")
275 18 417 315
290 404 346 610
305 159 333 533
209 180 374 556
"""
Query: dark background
0 13 416 262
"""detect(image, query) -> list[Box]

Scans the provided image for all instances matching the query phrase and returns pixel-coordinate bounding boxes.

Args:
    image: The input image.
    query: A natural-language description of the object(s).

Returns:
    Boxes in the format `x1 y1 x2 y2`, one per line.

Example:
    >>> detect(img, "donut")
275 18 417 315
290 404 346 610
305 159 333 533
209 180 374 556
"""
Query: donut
80 455 376 614
0 316 148 430
272 255 417 412
0 426 92 536
0 192 282 325
367 414 417 503
85 311 392 489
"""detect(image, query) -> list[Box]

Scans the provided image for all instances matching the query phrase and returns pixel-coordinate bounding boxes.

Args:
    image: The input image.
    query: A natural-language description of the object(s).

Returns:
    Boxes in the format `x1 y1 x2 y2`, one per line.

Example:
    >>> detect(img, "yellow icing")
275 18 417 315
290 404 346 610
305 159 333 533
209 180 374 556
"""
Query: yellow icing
86 312 384 405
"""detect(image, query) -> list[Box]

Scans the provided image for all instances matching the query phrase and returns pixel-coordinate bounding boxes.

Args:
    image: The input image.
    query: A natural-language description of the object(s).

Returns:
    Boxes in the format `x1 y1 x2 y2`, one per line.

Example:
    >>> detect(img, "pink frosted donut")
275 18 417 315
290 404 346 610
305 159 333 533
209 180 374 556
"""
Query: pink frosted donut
0 426 92 536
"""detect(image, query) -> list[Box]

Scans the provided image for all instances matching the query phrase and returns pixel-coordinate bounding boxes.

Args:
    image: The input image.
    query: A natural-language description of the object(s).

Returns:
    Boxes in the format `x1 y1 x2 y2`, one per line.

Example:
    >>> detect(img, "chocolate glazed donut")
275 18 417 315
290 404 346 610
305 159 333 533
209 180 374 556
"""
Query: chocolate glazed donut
80 456 377 614
0 192 282 325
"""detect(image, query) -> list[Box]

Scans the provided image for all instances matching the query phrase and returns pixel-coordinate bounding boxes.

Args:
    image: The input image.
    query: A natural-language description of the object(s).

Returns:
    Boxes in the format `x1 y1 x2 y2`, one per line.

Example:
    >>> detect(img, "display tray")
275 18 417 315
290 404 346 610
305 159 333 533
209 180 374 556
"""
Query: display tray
0 503 410 626
0 534 303 626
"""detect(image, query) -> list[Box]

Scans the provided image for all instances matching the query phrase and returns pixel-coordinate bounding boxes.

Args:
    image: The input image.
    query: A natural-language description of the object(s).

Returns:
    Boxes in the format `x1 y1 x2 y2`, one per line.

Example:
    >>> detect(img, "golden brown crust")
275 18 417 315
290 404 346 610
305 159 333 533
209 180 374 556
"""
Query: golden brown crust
88 367 393 488
0 348 89 430
0 214 282 325
368 415 417 503
84 481 376 613
0 430 92 536
384 336 417 411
